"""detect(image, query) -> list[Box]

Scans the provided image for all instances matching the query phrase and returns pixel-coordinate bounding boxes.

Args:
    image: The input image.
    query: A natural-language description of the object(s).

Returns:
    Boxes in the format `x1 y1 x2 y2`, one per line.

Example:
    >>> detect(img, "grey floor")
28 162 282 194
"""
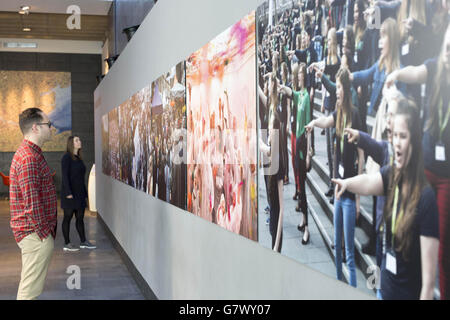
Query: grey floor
0 200 145 300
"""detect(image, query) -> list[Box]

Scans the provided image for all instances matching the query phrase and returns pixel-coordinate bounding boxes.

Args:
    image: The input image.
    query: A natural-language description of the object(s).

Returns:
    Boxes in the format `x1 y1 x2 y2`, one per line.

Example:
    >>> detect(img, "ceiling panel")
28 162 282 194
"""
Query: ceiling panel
0 12 109 41
0 0 112 15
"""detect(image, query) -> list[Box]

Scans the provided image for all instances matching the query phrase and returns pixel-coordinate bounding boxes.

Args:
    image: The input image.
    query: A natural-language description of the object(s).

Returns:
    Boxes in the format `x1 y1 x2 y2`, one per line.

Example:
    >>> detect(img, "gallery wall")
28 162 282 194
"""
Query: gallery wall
94 0 372 299
0 52 101 195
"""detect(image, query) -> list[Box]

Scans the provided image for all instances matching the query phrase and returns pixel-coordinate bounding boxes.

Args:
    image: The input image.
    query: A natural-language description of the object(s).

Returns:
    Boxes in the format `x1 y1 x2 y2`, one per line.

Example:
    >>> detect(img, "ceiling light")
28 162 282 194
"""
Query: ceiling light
19 5 30 14
23 27 31 32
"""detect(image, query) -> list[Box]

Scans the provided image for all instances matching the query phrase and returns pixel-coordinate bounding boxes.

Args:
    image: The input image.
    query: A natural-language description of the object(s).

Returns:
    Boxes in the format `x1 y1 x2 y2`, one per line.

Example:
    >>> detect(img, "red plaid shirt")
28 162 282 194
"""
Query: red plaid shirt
9 140 57 243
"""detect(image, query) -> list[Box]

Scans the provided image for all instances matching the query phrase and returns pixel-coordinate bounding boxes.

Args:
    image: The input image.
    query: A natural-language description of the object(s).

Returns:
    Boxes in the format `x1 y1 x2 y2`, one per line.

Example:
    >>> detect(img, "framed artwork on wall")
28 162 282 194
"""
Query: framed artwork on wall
0 70 71 151
186 11 257 241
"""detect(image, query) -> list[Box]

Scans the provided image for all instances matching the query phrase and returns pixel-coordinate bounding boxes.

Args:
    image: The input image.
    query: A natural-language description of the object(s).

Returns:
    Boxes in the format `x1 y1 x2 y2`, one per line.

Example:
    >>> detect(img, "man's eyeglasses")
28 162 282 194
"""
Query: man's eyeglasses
37 121 52 128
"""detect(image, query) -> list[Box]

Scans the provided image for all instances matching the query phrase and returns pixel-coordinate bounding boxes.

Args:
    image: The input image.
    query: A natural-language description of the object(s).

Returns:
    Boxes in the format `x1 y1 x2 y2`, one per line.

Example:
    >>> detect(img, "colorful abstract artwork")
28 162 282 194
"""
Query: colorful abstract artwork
0 71 71 151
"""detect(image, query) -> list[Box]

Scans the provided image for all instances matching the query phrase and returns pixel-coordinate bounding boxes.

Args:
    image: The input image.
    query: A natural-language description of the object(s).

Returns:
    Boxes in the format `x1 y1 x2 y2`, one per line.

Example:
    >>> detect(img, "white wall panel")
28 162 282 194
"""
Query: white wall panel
94 0 373 300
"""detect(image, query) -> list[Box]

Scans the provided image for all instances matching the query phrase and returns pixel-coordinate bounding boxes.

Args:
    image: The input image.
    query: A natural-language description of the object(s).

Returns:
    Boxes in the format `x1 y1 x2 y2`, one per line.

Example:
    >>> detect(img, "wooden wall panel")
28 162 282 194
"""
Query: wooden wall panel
0 52 101 196
0 12 108 41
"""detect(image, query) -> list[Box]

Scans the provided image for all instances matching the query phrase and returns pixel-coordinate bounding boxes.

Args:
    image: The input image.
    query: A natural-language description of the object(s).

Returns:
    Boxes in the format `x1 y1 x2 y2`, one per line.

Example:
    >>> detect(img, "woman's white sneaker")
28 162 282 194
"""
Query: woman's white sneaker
63 243 80 252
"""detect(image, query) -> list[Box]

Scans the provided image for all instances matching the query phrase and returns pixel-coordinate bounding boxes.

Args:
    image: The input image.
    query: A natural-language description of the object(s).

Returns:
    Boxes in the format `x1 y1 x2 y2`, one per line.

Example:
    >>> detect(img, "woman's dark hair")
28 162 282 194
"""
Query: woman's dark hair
343 25 355 57
67 135 82 160
383 99 427 261
354 0 367 43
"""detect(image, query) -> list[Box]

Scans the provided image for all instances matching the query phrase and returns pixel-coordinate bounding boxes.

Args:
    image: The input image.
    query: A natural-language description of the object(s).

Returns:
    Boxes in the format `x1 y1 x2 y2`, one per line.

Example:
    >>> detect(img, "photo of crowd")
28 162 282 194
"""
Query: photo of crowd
255 0 449 300
148 61 187 210
118 86 152 193
108 107 120 181
186 11 258 241
98 0 449 300
101 113 110 176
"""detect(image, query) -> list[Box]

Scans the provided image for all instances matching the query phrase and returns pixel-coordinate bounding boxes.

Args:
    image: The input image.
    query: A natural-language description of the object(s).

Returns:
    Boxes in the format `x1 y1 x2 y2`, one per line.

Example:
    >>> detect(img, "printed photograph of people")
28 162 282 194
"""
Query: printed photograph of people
118 100 133 186
254 0 448 300
257 0 317 255
108 107 120 181
101 113 110 176
149 61 187 210
117 86 152 192
186 11 257 241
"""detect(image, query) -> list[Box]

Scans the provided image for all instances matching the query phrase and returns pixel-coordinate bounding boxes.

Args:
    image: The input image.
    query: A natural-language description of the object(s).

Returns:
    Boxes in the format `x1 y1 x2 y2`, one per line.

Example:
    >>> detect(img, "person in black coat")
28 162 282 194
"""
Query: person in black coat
61 136 96 251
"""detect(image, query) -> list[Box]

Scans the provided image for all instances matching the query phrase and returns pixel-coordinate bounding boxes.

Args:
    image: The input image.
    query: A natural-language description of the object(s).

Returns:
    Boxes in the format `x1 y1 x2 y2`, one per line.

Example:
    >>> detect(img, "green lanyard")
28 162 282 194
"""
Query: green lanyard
391 186 404 248
296 90 305 133
340 116 347 154
438 98 450 142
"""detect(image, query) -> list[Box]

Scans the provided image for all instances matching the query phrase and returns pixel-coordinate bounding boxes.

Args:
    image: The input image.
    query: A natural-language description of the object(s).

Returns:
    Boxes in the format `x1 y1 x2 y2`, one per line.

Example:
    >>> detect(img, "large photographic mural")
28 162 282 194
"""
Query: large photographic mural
102 13 257 241
100 0 447 300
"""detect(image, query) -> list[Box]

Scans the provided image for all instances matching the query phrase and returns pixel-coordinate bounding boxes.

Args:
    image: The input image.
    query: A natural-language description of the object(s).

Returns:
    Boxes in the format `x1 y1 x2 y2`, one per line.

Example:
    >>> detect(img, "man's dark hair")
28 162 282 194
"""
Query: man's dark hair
19 108 44 134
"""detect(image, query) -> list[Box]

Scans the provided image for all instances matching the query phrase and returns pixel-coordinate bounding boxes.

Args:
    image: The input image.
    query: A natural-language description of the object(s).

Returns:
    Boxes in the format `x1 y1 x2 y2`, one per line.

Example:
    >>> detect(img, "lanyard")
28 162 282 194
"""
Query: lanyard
391 185 404 248
296 90 306 132
438 98 450 142
388 143 394 165
300 89 306 107
340 115 347 154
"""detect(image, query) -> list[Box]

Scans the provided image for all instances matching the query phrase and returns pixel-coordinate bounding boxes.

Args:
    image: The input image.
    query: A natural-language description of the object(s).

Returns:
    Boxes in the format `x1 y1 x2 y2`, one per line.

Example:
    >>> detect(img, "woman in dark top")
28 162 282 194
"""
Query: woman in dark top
311 0 325 61
397 0 432 108
353 0 371 133
385 25 450 299
333 100 439 299
397 0 430 67
61 136 96 251
311 27 341 199
306 67 365 287
342 25 355 72
259 72 285 253
321 27 341 114
279 62 290 185
353 0 371 72
287 64 300 201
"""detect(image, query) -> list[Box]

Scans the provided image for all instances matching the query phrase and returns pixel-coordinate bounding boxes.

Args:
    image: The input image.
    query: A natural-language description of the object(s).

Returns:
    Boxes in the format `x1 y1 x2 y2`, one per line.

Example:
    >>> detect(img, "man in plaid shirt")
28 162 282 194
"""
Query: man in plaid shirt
9 108 57 300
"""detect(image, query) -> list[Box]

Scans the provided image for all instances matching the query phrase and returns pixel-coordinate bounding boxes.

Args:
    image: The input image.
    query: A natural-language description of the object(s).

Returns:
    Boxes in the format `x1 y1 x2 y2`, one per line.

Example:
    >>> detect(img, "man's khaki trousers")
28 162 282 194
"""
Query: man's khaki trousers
16 233 54 300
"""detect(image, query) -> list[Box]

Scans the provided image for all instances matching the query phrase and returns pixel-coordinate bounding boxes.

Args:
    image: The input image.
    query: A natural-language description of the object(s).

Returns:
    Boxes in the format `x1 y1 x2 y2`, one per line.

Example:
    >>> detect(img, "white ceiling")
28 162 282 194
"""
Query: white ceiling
0 0 112 15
